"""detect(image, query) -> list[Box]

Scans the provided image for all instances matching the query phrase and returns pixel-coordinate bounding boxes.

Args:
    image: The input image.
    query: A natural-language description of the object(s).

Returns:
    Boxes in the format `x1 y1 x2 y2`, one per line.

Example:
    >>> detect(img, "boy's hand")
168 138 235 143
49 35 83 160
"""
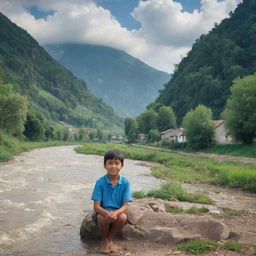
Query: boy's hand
105 211 117 223
104 211 116 223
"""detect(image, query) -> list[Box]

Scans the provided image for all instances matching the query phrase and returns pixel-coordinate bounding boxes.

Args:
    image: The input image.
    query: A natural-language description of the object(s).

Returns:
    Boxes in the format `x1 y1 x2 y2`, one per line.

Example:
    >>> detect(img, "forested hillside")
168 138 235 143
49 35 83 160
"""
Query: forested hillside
0 13 122 131
156 0 256 123
44 44 170 117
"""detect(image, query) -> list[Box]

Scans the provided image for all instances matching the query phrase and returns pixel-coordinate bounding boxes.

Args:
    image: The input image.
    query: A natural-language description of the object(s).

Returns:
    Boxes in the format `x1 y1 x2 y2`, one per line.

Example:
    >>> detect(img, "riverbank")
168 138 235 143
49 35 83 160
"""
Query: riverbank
76 144 256 193
0 131 81 161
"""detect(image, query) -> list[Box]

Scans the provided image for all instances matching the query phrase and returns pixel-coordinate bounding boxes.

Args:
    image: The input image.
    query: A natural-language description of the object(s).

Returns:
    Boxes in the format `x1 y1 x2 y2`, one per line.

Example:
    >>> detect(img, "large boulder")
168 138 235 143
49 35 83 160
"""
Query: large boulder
80 198 230 246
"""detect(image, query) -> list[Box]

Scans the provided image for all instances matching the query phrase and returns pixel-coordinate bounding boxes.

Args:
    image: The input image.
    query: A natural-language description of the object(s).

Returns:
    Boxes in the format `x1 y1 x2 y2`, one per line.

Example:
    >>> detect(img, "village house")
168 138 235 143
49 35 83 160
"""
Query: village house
160 120 232 144
160 128 186 143
214 120 232 144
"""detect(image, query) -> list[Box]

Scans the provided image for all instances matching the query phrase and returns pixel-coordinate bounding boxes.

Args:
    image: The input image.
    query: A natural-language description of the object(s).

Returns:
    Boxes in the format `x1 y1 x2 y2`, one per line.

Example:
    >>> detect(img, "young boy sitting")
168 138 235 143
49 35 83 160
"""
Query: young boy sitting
91 149 132 254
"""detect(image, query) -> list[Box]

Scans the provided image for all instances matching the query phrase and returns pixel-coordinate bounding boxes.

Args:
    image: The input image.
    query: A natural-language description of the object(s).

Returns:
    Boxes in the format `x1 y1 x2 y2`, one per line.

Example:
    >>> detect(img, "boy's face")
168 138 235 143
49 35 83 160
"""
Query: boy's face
104 158 123 177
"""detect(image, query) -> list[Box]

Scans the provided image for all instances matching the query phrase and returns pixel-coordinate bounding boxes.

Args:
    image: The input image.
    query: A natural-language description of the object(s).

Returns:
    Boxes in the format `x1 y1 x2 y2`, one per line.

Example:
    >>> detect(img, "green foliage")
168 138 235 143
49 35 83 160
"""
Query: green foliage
129 181 212 204
202 144 256 158
156 0 256 123
224 241 245 252
183 105 215 149
0 83 28 137
222 74 256 144
76 143 256 193
124 118 138 143
166 206 209 214
176 240 219 254
137 110 157 134
156 106 176 132
148 129 160 143
23 113 46 141
132 191 147 198
0 13 122 131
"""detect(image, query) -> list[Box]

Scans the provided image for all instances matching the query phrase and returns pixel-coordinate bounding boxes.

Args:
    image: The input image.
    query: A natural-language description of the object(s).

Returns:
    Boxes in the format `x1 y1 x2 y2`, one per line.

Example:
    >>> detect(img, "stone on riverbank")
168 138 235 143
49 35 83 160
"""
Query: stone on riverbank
80 198 230 246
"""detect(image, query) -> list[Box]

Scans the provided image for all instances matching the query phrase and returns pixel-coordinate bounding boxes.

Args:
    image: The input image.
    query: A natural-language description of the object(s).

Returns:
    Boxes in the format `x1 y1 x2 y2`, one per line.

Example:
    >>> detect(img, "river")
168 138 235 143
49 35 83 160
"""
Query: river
0 145 163 256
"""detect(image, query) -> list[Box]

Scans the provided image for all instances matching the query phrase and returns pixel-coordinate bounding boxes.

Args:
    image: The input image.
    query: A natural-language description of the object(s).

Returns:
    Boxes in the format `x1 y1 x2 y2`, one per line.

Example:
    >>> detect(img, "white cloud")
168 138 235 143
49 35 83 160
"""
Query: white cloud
0 0 242 73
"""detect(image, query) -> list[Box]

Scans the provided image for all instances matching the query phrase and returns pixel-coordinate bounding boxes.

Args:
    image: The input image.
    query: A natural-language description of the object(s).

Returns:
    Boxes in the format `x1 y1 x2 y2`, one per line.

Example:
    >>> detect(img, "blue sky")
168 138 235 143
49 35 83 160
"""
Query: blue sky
0 0 242 73
99 0 201 30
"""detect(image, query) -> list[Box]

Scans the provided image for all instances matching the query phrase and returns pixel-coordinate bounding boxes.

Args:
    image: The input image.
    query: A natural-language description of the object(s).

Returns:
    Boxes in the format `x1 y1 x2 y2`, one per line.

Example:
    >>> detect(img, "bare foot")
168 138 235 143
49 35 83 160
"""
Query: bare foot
108 240 117 253
99 240 110 254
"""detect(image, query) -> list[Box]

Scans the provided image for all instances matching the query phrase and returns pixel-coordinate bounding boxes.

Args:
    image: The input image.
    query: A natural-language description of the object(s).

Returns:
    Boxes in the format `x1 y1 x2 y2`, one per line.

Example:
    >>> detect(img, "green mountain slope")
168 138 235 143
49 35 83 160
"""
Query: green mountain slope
44 43 170 117
0 13 122 131
156 0 256 123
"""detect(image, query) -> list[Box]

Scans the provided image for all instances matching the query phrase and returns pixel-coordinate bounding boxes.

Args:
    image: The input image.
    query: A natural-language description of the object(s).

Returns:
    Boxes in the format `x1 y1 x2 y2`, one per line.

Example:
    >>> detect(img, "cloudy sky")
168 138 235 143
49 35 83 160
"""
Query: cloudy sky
0 0 242 73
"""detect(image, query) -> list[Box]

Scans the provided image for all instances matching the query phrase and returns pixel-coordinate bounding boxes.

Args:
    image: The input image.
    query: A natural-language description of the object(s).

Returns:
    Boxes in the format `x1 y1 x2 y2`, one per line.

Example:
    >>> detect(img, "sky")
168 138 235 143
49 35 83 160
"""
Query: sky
0 0 242 73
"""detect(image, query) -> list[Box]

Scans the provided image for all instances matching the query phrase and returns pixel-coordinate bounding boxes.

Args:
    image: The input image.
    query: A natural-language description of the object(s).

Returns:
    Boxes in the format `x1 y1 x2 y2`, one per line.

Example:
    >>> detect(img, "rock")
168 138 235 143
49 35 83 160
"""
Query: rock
80 210 100 241
80 199 230 245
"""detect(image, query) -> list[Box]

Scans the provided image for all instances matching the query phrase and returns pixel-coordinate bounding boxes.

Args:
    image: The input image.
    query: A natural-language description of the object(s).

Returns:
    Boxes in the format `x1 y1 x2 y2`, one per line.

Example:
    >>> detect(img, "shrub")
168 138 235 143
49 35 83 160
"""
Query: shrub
176 240 219 254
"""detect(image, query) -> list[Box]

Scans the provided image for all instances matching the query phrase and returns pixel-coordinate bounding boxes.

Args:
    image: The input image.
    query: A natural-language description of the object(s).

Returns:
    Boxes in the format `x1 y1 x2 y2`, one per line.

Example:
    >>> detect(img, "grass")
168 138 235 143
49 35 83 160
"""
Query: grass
133 181 214 204
176 240 219 254
210 207 248 218
166 206 209 214
224 241 245 252
204 144 256 158
76 143 256 193
157 142 256 158
0 131 80 161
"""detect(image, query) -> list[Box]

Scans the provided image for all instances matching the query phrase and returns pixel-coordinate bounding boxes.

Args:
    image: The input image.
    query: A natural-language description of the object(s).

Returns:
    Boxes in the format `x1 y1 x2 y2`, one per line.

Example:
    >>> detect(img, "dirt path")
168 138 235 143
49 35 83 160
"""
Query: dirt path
131 144 256 165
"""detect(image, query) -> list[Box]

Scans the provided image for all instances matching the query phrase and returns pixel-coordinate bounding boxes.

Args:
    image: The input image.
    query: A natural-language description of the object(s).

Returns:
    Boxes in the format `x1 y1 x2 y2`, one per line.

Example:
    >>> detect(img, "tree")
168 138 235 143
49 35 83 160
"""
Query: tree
23 113 46 141
148 129 160 143
0 84 28 136
222 74 256 144
157 106 176 132
182 105 215 149
124 118 138 143
137 110 157 134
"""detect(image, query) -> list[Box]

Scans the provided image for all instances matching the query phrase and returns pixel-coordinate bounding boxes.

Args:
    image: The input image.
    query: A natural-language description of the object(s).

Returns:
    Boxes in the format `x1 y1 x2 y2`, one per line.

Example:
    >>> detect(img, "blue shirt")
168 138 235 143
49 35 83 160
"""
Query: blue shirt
91 175 132 209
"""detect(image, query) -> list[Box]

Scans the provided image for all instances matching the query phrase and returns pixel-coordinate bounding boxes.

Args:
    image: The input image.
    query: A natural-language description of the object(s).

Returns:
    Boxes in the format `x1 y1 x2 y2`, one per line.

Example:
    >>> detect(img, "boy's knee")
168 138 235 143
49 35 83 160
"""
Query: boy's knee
118 213 127 224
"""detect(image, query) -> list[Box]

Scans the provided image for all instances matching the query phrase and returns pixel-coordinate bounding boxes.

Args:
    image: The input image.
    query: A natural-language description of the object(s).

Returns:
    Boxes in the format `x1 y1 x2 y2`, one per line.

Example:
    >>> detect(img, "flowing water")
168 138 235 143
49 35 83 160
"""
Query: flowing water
1 145 256 256
0 146 163 256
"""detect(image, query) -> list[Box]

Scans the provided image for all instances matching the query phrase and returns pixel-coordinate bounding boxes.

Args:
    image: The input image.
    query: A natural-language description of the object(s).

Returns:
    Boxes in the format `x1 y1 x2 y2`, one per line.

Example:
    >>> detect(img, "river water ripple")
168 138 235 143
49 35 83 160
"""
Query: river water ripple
0 145 163 256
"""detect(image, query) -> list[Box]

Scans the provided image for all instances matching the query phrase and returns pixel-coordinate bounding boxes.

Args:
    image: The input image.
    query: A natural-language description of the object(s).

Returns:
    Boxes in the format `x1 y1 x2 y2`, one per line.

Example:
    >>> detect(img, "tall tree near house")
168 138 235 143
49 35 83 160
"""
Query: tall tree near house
222 74 256 144
136 110 157 134
182 105 215 149
157 106 176 132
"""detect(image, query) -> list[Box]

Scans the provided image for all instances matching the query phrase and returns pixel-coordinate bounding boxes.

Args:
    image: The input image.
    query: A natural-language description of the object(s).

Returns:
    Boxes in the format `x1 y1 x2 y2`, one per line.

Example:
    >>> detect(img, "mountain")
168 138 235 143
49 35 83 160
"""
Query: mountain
44 43 170 117
156 0 256 124
0 13 122 131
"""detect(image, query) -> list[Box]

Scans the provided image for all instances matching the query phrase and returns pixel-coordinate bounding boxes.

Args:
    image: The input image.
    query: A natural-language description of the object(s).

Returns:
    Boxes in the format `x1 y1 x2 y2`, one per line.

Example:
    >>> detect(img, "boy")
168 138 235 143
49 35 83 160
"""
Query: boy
91 149 132 254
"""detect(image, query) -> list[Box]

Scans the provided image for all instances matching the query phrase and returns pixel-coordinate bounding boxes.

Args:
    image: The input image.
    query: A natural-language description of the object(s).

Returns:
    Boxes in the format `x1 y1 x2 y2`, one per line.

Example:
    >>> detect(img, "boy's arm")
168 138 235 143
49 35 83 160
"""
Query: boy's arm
94 200 111 216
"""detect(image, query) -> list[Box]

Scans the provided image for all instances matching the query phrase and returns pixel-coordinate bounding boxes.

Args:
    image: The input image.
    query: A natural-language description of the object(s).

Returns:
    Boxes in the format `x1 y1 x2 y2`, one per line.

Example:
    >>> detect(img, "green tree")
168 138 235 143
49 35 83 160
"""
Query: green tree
182 105 215 149
23 113 45 141
124 118 138 143
157 106 176 132
222 74 256 144
148 129 160 143
137 110 157 134
0 84 28 136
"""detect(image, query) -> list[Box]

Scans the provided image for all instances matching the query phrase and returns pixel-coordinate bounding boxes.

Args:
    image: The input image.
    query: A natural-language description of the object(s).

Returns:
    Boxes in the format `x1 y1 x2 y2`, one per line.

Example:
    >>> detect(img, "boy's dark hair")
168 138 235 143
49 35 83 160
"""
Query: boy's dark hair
104 149 124 165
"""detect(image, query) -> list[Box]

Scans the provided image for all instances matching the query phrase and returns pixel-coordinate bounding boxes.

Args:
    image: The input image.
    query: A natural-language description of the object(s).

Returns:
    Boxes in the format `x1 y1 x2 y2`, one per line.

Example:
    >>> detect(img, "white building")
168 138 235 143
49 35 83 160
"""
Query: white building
160 128 186 143
214 120 232 144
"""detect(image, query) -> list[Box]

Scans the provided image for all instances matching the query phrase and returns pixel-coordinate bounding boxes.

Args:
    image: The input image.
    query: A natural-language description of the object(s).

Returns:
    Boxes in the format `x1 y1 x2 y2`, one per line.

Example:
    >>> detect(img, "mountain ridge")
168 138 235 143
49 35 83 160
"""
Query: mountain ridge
44 43 170 117
156 0 256 123
0 12 122 131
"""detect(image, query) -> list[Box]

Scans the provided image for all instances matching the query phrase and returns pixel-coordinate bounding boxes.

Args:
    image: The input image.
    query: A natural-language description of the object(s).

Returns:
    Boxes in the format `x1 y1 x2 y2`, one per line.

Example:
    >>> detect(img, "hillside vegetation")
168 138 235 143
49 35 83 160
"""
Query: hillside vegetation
44 43 170 117
0 13 122 131
156 0 256 123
